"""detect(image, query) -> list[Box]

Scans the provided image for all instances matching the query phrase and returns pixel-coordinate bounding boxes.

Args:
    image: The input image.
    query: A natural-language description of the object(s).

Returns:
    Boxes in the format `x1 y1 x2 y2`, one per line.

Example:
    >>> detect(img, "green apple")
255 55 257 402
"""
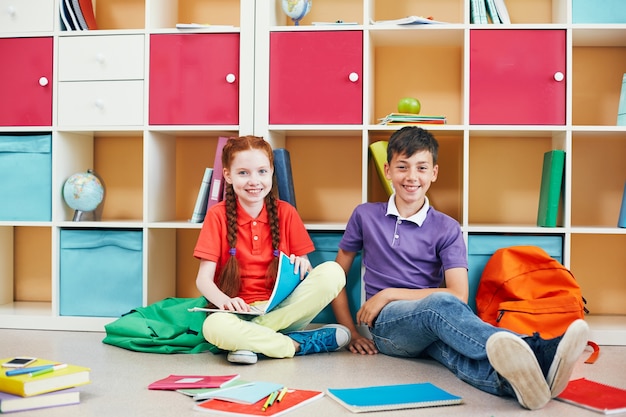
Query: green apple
397 97 421 114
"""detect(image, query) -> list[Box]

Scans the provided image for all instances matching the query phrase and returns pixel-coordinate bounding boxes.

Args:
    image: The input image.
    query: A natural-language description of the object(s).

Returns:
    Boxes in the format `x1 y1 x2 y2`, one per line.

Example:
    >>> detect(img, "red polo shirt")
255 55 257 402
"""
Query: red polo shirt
194 200 314 303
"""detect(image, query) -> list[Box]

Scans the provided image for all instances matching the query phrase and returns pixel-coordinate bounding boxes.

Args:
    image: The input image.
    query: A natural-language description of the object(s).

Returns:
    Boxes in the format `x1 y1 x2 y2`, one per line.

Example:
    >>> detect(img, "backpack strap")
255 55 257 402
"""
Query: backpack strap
584 340 600 364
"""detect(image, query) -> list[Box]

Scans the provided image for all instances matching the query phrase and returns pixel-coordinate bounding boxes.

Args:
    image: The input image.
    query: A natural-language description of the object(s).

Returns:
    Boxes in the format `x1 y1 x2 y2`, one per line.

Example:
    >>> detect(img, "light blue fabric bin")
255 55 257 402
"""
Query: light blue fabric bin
60 229 143 317
0 134 52 221
308 232 362 324
573 0 626 23
467 234 563 313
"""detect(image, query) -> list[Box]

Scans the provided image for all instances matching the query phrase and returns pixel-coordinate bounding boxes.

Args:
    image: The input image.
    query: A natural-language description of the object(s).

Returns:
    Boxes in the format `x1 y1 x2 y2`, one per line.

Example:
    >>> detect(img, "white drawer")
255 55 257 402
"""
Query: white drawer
0 0 54 32
58 35 145 81
58 80 144 126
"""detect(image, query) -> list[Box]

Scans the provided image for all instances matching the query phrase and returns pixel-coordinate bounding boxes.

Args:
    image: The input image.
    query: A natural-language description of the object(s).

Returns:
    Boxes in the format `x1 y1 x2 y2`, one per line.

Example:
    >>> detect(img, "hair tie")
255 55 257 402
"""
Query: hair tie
229 248 236 256
273 249 279 257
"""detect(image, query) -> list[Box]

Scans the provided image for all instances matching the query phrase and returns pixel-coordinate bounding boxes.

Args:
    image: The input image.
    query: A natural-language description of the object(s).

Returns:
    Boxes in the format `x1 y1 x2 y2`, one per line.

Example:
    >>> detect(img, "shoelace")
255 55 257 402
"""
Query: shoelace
301 330 335 354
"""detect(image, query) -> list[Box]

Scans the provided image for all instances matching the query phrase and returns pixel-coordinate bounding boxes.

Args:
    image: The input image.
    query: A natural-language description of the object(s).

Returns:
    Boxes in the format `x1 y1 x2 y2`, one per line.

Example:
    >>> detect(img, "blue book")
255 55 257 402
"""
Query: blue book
188 252 302 316
327 382 462 412
190 168 213 223
273 148 297 208
618 181 626 228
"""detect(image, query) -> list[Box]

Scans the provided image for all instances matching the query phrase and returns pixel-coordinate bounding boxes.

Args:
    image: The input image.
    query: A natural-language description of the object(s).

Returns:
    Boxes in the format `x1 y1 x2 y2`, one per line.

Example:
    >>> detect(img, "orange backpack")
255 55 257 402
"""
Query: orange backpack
476 245 587 339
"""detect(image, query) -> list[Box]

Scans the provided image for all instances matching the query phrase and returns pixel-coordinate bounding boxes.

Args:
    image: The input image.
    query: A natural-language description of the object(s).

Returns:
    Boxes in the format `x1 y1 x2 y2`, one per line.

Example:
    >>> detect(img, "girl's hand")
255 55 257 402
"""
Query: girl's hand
215 297 250 313
288 254 312 280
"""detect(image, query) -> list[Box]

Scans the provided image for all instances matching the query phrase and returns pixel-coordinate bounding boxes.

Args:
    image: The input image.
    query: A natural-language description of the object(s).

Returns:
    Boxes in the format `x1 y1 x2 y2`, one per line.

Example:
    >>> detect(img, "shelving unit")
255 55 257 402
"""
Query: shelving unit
1 0 625 345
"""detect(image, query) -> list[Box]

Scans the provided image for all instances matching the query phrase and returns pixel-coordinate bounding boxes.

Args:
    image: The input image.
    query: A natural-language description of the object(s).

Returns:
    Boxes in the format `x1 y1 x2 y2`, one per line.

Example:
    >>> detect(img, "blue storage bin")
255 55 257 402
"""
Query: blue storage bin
0 134 52 221
573 0 626 23
467 234 563 312
60 229 143 317
308 232 362 324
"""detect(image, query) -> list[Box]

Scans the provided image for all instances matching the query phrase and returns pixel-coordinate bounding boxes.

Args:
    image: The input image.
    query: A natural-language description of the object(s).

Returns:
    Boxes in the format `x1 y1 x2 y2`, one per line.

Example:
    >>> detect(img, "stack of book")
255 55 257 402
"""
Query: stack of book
379 113 447 125
471 0 511 24
0 358 90 413
149 374 323 416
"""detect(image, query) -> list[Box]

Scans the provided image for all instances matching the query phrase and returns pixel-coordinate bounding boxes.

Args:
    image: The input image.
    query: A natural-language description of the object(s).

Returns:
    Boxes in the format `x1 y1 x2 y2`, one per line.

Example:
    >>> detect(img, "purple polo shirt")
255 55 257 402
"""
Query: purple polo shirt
339 198 468 300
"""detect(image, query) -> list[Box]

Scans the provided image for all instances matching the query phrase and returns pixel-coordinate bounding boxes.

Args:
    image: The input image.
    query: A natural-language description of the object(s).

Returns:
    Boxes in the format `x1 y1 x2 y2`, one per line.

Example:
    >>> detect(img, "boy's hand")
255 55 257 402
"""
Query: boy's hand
348 334 378 355
355 293 387 327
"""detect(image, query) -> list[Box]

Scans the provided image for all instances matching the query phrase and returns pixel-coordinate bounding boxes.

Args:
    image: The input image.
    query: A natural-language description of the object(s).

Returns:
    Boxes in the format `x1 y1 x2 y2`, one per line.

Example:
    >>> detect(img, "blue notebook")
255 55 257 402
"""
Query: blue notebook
327 382 462 413
188 252 303 315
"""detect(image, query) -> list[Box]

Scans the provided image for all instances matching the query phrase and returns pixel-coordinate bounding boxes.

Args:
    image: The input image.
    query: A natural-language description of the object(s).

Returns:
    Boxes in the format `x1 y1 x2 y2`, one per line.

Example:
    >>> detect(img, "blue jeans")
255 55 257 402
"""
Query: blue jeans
370 292 515 397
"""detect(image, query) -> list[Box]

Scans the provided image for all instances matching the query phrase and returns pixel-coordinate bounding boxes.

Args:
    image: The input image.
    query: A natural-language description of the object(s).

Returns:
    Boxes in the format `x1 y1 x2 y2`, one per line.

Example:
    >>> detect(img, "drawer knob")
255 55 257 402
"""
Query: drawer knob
226 73 236 83
554 72 564 82
38 77 49 87
7 6 16 17
95 53 106 64
95 99 105 109
349 72 359 82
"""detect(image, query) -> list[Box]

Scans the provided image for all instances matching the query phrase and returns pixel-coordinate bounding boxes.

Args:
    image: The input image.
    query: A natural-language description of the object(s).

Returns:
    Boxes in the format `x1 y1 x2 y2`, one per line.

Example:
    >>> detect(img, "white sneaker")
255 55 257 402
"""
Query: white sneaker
486 332 551 410
545 319 589 397
227 350 258 365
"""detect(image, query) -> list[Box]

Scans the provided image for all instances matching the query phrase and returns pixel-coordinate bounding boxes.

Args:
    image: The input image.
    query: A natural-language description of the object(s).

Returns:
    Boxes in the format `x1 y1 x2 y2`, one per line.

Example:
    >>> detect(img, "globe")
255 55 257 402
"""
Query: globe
281 0 311 26
63 170 104 216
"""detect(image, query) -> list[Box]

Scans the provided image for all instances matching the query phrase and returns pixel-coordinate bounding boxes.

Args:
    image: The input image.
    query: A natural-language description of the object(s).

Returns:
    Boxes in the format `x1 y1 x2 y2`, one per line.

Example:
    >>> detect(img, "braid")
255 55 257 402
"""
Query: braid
264 192 280 288
217 183 240 297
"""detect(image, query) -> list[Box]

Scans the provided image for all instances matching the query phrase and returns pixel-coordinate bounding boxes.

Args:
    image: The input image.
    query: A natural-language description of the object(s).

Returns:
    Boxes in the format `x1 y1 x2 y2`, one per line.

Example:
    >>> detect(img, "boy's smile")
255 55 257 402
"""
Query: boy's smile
384 150 438 217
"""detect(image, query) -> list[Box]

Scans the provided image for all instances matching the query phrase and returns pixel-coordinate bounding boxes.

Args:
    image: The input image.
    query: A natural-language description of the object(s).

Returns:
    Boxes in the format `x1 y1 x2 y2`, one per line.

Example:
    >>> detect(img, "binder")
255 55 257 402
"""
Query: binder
537 150 565 227
273 148 297 207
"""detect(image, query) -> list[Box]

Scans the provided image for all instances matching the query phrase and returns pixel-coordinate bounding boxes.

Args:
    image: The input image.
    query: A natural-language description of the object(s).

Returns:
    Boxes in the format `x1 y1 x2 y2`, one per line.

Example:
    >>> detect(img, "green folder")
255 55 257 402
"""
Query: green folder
537 150 565 227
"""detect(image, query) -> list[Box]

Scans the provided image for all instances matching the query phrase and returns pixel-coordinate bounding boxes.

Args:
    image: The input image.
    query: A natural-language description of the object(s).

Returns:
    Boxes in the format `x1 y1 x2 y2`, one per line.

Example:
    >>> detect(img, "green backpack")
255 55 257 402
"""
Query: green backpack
102 297 220 354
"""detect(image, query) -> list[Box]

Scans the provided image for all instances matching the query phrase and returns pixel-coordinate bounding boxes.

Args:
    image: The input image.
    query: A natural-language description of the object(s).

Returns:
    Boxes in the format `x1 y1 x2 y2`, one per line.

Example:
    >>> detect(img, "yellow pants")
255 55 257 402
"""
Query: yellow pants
202 261 346 358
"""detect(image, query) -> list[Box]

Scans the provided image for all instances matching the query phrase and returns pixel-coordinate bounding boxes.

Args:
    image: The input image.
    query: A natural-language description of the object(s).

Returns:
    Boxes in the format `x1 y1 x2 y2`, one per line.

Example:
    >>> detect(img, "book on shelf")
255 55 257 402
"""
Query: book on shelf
494 0 511 23
0 388 80 414
207 136 229 210
379 113 447 125
148 374 240 391
0 358 90 397
370 16 446 25
194 386 323 416
556 377 626 415
190 167 214 223
369 141 393 197
485 0 503 23
618 181 626 228
77 0 98 29
537 149 565 227
326 382 463 413
60 0 81 31
470 0 488 23
188 252 303 316
273 148 297 208
617 73 626 125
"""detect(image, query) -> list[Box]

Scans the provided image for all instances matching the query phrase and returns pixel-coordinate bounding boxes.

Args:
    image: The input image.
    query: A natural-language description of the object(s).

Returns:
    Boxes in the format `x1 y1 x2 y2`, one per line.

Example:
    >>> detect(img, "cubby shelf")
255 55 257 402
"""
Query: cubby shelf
0 0 625 345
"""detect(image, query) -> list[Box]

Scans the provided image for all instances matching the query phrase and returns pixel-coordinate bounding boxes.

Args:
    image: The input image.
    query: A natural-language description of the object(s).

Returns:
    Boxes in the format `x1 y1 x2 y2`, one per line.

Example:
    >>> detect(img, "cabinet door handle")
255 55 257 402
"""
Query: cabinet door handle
7 6 16 17
226 73 236 83
349 72 359 82
38 77 49 87
554 72 564 82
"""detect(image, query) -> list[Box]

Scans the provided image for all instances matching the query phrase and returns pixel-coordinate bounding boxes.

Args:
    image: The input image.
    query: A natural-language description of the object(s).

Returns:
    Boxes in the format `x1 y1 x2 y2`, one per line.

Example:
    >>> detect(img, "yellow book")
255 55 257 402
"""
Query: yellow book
0 358 90 397
369 141 393 197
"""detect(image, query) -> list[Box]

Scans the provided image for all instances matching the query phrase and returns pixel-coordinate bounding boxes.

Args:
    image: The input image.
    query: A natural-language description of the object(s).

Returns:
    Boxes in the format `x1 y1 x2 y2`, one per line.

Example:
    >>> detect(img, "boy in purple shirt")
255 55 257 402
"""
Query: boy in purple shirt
331 126 589 410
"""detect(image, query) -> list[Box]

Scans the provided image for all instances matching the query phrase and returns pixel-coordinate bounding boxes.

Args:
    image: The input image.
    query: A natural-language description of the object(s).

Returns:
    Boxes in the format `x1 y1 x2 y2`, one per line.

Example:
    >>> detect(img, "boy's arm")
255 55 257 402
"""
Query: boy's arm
332 249 378 355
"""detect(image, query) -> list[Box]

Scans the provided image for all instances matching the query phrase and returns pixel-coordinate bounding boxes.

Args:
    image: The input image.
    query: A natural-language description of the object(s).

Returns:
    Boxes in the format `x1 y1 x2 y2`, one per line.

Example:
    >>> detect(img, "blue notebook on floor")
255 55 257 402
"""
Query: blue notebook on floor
327 382 463 413
188 252 302 316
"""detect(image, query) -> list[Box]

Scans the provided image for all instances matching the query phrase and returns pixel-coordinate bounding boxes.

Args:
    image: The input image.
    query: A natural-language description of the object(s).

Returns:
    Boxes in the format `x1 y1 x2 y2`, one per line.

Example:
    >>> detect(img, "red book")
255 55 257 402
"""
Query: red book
557 378 626 415
194 388 323 416
207 136 229 210
148 374 239 390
